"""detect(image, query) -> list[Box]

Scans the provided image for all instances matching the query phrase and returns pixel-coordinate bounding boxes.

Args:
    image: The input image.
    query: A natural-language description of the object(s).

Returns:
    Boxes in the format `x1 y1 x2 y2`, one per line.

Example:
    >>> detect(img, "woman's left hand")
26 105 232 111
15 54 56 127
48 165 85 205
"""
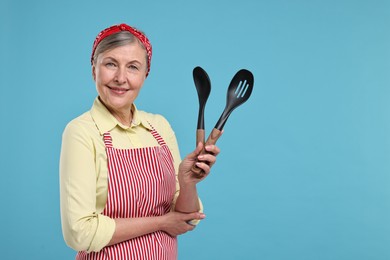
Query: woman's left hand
178 142 221 184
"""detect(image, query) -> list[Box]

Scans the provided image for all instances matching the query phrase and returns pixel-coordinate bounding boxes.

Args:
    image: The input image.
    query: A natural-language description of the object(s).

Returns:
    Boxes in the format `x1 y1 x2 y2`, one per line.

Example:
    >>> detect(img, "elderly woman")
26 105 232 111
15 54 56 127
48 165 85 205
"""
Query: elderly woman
60 23 220 259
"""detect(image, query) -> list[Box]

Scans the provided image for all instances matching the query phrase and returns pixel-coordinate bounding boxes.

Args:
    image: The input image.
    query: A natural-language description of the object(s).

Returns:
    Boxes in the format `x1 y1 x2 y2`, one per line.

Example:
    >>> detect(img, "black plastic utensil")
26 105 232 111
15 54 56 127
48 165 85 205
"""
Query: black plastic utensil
192 69 254 175
214 69 254 130
193 66 211 145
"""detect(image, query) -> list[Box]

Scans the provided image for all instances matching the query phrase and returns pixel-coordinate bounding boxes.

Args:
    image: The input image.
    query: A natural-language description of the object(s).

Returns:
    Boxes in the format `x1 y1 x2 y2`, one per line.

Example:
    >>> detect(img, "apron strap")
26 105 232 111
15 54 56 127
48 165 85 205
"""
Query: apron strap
102 122 167 148
147 121 167 146
103 132 113 148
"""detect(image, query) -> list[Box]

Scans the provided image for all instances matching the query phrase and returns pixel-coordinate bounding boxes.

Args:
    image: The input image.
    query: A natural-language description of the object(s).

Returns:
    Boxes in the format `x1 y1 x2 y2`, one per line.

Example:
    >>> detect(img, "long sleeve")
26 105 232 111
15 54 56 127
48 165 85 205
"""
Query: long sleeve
60 98 204 254
60 120 115 252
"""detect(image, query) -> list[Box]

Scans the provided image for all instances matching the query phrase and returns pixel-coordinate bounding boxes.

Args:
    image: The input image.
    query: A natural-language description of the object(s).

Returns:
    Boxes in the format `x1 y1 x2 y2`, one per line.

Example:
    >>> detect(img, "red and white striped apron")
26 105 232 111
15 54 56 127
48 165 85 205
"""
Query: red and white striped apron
77 125 177 260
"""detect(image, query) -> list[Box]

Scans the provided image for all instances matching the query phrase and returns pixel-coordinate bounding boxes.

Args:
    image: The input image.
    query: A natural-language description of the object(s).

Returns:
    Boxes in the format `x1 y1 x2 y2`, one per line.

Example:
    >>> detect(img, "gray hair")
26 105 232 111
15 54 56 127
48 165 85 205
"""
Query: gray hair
92 31 148 68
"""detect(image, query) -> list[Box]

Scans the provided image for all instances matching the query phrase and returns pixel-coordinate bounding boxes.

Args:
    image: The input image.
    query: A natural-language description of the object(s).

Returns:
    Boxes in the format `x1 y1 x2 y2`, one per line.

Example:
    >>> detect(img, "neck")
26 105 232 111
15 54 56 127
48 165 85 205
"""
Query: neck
111 109 133 126
99 98 133 126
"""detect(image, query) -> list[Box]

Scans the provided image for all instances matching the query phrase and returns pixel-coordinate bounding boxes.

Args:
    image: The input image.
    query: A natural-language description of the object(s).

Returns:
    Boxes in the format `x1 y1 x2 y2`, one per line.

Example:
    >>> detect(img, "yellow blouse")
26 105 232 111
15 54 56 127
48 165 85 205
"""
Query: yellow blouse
60 98 199 252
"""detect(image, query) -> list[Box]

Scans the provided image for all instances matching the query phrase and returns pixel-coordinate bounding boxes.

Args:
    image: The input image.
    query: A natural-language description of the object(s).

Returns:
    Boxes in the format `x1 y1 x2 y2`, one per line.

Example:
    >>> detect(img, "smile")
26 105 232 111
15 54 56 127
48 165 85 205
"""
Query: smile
107 86 130 94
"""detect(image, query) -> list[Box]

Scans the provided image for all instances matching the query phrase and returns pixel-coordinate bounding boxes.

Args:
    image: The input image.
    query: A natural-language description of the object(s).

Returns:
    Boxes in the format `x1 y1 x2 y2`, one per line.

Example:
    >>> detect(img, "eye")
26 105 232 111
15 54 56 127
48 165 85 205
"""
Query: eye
128 64 139 70
105 62 116 68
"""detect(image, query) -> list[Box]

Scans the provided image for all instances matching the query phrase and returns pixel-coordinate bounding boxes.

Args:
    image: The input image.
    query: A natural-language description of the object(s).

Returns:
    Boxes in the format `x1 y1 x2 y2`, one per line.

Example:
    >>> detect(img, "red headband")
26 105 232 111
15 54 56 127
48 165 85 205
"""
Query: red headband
91 23 152 76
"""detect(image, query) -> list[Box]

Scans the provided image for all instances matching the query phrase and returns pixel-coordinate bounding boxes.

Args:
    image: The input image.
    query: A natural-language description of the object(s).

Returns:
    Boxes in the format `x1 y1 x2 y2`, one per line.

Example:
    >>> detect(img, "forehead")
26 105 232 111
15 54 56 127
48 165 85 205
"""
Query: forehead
100 43 147 60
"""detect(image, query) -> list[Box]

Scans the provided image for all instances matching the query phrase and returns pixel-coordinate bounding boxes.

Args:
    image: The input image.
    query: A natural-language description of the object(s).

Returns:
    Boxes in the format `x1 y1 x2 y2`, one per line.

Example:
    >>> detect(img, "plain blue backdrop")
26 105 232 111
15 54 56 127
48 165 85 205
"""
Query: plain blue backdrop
1 0 389 259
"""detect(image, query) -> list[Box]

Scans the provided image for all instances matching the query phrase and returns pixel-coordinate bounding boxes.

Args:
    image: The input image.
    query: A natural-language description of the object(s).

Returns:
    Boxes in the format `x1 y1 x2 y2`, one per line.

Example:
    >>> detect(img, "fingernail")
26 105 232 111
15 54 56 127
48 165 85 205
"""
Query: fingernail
205 145 214 151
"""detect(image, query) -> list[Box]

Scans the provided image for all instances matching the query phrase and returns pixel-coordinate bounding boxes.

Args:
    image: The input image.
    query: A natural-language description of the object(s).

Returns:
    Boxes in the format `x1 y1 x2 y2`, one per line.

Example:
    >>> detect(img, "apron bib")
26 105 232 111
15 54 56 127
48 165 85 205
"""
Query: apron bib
77 125 177 259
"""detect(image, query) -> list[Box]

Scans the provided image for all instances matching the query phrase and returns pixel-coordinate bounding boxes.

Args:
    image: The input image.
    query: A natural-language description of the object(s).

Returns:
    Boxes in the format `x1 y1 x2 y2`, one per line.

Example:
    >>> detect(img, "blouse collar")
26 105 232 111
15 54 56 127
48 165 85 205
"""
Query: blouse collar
90 97 152 135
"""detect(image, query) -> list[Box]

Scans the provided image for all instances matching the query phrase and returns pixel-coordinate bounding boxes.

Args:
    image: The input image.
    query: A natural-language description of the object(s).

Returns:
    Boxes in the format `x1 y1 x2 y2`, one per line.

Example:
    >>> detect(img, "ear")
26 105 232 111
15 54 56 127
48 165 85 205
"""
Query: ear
92 65 96 81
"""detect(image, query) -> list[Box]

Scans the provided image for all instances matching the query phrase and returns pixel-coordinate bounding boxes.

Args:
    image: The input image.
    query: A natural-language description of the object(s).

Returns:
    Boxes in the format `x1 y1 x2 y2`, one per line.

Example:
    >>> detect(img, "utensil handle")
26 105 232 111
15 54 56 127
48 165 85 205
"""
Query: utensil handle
191 128 222 176
205 128 222 146
196 129 205 146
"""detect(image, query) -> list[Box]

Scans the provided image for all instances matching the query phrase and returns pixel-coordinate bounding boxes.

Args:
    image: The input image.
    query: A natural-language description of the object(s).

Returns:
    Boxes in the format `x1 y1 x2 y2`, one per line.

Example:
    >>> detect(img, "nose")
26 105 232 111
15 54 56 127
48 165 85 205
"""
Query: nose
114 67 127 85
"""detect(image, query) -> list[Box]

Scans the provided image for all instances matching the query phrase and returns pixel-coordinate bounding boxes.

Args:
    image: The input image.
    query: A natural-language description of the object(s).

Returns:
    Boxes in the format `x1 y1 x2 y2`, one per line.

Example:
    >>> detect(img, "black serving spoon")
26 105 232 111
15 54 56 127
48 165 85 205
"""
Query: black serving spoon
192 69 254 175
214 69 254 130
193 66 211 146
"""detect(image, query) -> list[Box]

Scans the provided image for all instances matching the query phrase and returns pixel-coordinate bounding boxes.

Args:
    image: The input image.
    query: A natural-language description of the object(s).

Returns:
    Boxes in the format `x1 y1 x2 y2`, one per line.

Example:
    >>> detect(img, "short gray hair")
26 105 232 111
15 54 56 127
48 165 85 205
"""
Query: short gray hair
92 31 148 68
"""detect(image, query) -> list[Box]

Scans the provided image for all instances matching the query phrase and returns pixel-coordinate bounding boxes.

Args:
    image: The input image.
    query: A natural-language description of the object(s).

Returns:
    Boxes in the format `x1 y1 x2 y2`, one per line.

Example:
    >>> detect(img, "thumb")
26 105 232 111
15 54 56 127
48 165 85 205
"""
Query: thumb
187 142 204 160
186 212 206 221
186 212 206 226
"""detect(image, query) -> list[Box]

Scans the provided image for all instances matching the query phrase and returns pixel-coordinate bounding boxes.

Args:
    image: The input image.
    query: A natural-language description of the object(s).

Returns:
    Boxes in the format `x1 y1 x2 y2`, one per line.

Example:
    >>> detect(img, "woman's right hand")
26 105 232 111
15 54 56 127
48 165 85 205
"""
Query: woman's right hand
159 211 205 237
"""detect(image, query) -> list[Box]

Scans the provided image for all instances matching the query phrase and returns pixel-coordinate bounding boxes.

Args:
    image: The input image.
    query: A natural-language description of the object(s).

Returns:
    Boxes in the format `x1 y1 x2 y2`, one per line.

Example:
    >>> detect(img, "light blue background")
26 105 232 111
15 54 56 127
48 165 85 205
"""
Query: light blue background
1 0 389 259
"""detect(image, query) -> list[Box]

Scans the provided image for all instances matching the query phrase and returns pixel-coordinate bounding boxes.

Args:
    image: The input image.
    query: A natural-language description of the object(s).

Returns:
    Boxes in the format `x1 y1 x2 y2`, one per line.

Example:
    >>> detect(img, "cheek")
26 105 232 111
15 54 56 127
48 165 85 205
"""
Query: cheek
94 71 108 93
96 69 112 84
135 75 146 88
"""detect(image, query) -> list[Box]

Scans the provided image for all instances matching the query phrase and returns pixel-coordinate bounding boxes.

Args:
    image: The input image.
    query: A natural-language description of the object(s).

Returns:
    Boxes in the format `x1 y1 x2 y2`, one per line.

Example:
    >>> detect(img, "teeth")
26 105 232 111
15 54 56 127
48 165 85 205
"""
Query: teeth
109 86 128 92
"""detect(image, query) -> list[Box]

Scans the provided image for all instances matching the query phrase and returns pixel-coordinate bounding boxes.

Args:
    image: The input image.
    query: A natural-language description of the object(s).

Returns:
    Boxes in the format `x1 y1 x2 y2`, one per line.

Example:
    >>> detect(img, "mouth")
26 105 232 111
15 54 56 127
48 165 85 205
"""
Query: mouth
107 86 130 94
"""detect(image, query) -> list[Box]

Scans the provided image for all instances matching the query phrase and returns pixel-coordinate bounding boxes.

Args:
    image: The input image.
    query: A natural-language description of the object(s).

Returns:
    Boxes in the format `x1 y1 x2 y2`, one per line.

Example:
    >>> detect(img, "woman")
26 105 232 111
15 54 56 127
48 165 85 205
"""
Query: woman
60 23 221 259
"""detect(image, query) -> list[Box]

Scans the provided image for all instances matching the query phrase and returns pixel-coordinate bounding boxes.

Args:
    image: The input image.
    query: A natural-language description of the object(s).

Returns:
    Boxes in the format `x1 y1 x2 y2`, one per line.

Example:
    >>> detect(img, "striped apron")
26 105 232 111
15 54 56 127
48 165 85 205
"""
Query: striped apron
77 125 177 259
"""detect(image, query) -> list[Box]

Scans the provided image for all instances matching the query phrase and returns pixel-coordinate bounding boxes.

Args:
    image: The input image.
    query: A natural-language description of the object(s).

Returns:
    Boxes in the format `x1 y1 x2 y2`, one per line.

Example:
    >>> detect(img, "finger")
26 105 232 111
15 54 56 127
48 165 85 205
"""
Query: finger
197 154 217 167
205 144 220 156
185 212 206 225
196 142 204 154
195 162 211 175
186 212 206 221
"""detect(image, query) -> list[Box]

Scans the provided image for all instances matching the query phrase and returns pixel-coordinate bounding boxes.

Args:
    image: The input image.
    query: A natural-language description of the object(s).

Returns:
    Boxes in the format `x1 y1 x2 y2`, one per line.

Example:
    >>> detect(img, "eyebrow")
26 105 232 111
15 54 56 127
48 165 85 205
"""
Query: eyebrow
102 56 143 66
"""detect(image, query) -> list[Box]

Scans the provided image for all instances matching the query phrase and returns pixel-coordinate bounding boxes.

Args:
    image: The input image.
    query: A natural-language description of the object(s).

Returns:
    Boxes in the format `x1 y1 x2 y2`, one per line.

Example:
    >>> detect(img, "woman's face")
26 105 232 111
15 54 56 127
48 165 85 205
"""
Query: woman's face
92 43 147 114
